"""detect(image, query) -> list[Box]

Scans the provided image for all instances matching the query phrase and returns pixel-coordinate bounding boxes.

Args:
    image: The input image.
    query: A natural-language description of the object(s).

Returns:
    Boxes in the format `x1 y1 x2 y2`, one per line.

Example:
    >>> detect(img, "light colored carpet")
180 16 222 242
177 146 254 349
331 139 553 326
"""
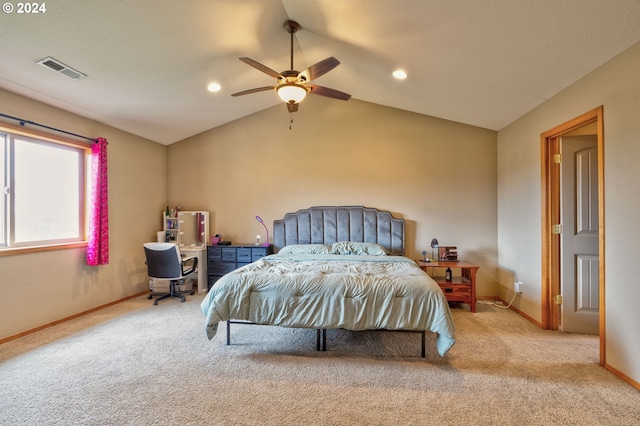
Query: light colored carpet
1 294 638 426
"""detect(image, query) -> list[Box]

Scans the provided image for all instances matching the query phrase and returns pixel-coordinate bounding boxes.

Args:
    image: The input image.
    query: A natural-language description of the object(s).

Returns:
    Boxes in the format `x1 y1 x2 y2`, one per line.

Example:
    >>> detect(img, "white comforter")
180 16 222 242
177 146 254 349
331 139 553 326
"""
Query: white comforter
201 254 456 356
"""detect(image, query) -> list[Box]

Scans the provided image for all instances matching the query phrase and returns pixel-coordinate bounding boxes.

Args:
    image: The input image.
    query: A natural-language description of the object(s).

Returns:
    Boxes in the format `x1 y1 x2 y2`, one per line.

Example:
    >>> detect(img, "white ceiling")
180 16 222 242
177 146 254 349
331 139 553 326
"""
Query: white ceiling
1 0 640 145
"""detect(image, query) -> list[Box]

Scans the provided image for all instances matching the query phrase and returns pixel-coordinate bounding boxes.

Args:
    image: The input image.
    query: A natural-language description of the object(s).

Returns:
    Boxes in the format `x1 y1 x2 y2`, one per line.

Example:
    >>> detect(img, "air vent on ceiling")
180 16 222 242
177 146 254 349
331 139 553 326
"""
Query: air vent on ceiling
36 57 86 80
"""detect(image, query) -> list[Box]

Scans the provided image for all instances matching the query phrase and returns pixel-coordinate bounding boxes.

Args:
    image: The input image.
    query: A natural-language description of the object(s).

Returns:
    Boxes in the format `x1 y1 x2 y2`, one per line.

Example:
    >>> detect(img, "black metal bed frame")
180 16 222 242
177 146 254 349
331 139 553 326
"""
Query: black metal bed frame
226 320 427 358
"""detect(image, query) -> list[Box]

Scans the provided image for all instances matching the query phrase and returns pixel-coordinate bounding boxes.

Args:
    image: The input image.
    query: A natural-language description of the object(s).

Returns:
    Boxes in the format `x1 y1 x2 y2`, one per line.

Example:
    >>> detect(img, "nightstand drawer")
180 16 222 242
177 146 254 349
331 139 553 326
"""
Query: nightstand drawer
438 283 472 303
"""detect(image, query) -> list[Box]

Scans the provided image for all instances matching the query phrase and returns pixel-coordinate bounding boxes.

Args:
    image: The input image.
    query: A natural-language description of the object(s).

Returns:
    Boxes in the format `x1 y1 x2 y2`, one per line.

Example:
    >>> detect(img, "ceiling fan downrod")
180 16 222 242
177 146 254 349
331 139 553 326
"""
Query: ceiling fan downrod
284 20 301 71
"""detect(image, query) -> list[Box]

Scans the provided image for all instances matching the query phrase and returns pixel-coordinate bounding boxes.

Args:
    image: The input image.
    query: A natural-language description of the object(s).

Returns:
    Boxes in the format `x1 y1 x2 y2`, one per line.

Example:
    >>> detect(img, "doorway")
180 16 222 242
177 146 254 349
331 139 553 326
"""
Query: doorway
540 106 605 365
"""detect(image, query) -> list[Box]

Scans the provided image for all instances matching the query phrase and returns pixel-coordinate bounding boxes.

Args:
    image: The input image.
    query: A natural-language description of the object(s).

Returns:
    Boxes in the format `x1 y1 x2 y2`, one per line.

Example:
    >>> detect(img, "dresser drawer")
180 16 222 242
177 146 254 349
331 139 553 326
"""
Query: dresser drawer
237 248 252 262
251 247 269 261
208 275 222 291
208 262 236 275
221 247 236 262
207 246 222 261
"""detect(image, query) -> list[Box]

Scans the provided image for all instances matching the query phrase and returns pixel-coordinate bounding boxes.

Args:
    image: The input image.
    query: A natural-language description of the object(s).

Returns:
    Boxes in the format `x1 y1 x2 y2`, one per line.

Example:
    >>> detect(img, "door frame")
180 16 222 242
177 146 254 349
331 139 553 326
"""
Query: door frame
540 105 605 365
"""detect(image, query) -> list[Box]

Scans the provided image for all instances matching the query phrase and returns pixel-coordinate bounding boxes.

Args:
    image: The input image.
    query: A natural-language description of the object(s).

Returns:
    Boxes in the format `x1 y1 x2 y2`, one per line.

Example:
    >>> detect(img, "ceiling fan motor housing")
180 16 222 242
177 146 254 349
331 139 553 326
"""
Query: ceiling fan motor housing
284 20 301 34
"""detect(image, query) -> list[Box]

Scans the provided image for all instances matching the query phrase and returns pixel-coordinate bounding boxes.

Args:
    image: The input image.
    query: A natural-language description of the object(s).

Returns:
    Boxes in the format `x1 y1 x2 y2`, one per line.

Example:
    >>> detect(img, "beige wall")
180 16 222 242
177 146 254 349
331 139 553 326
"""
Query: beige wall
168 96 499 295
0 88 167 340
0 90 499 341
497 41 640 383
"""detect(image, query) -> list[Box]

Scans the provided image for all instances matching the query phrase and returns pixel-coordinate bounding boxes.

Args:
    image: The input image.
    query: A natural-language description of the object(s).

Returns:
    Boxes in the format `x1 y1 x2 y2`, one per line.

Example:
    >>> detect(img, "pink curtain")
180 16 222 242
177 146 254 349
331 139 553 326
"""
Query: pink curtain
87 137 109 265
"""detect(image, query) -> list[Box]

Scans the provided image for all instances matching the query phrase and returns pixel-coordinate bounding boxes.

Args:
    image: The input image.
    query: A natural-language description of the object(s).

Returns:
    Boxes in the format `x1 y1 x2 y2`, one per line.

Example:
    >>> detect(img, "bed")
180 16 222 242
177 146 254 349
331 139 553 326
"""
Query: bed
201 206 456 357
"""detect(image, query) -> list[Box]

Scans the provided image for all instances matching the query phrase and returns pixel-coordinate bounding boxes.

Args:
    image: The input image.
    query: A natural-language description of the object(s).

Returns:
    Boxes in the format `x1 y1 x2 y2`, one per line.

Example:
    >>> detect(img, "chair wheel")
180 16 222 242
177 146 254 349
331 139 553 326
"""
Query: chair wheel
190 291 195 295
148 295 152 299
181 299 185 302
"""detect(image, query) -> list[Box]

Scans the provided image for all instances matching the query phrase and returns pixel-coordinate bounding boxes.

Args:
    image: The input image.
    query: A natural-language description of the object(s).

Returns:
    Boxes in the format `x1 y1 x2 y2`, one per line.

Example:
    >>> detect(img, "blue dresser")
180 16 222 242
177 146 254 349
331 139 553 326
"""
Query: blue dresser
206 244 272 290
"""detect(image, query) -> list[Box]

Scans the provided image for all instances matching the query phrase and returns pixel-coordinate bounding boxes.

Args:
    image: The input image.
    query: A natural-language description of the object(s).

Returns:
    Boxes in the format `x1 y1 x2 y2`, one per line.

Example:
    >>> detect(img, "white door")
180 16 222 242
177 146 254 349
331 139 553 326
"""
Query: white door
561 135 599 334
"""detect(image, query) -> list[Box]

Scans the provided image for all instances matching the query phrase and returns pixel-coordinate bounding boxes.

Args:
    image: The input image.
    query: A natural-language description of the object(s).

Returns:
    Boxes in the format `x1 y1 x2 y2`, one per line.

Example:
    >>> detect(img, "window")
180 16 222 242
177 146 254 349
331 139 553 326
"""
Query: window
0 126 90 251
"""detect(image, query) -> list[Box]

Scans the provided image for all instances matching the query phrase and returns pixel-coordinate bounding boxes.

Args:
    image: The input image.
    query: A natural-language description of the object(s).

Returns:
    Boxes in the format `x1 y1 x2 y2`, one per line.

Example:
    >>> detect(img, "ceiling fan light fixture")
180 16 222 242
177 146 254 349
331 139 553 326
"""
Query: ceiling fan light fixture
277 83 307 104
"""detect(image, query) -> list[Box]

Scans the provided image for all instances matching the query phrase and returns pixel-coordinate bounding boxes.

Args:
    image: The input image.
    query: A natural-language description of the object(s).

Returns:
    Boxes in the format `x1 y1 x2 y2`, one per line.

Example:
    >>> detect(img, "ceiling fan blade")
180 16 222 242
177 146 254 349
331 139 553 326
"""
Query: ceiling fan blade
308 84 351 101
287 102 299 113
239 57 282 79
299 57 340 81
231 86 275 97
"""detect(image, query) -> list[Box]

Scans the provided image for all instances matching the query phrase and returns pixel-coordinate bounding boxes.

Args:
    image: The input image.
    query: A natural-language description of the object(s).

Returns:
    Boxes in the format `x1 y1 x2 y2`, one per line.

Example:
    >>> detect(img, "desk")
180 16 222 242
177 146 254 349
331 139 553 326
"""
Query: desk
416 260 478 313
180 246 207 293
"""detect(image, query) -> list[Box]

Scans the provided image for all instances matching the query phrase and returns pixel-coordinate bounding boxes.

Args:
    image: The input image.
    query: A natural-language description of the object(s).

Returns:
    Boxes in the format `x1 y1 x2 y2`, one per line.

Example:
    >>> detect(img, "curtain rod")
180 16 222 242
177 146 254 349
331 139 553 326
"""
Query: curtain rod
0 113 97 142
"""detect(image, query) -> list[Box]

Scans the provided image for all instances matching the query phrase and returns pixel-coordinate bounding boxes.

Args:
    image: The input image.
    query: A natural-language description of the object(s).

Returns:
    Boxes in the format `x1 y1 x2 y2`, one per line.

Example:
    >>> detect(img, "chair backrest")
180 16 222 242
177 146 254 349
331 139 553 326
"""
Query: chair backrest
143 242 182 280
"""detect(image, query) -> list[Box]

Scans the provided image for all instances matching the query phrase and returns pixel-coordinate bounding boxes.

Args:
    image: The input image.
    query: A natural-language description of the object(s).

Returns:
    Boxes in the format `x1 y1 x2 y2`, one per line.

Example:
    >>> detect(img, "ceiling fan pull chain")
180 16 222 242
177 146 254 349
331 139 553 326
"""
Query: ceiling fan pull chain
289 116 294 130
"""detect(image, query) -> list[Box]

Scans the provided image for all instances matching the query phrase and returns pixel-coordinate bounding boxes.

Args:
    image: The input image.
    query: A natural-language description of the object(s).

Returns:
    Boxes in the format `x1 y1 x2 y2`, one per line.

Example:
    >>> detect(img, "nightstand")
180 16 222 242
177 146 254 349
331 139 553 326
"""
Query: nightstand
416 260 479 312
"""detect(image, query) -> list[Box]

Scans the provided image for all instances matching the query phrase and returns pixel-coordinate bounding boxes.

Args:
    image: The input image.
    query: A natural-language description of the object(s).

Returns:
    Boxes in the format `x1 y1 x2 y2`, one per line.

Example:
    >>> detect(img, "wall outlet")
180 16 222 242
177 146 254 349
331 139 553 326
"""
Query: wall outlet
514 281 523 293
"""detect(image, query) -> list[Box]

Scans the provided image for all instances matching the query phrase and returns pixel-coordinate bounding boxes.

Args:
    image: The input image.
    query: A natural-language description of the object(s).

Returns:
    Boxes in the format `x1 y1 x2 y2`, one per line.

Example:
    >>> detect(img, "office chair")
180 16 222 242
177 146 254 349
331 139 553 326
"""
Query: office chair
143 242 197 305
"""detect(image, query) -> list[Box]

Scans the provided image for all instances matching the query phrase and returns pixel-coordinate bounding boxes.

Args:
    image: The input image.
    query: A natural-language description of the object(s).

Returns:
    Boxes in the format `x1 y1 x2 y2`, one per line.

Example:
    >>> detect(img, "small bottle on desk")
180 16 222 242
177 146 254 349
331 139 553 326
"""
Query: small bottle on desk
445 267 452 282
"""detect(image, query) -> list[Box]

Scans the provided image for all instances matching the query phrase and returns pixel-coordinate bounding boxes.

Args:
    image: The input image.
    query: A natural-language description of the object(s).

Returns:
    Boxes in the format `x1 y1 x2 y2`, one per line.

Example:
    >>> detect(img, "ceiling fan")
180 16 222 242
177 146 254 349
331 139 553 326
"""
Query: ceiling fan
231 20 351 113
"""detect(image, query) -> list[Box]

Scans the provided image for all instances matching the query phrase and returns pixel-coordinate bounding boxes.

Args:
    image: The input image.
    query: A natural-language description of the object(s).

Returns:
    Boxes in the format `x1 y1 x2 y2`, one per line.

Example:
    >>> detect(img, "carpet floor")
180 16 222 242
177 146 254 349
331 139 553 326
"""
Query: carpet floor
1 294 638 425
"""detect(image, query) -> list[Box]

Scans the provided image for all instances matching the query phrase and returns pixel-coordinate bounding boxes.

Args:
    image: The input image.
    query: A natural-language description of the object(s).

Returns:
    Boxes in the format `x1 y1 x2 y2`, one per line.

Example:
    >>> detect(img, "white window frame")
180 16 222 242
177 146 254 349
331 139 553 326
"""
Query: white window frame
0 123 90 256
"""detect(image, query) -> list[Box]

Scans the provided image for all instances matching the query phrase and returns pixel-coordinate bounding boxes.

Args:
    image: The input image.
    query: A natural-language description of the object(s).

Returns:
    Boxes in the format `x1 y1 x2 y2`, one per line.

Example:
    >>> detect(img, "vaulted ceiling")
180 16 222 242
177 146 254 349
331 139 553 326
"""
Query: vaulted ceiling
1 0 640 145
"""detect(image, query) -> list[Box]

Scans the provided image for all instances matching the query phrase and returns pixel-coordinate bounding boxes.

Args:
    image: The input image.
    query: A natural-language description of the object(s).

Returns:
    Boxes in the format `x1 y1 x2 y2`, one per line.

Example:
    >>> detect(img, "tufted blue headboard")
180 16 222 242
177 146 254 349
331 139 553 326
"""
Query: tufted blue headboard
273 206 405 256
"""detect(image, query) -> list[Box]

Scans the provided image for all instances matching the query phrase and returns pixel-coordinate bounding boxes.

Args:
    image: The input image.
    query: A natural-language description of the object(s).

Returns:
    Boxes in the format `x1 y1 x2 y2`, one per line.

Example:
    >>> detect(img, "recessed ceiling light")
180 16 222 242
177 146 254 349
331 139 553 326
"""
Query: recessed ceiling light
207 82 221 92
392 70 407 80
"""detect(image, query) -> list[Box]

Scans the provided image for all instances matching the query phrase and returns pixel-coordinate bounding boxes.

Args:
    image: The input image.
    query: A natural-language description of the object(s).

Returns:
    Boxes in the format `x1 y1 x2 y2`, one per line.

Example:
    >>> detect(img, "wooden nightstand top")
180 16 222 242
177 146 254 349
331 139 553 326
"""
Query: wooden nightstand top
416 260 479 270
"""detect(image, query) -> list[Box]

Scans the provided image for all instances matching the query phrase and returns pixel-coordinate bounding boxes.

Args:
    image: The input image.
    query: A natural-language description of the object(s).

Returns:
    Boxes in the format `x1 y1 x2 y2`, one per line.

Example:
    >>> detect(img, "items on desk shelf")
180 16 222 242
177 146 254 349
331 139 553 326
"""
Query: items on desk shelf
445 267 452 282
438 246 458 261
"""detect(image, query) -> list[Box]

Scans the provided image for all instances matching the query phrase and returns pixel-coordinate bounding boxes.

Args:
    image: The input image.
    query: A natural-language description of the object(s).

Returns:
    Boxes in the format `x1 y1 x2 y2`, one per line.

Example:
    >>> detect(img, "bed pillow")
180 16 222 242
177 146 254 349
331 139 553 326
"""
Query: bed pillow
330 241 388 256
277 244 331 255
